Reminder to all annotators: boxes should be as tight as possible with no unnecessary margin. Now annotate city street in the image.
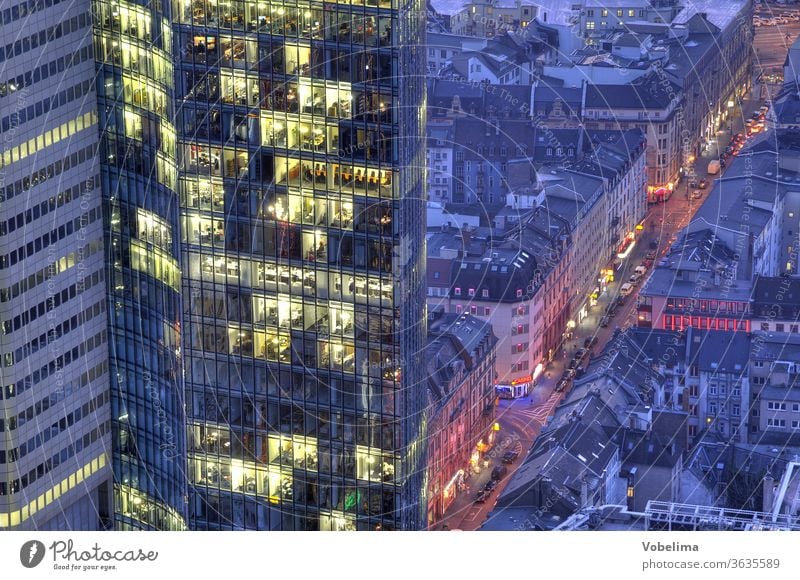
[754,3,800,100]
[434,4,794,533]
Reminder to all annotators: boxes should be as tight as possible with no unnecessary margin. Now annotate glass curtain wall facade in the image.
[175,0,427,529]
[93,0,188,529]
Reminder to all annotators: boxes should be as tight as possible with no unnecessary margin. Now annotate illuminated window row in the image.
[261,112,339,153]
[0,144,96,204]
[130,240,181,291]
[191,323,400,380]
[115,485,186,530]
[185,252,394,303]
[178,32,395,87]
[183,74,377,124]
[0,392,109,465]
[95,33,173,86]
[180,149,395,197]
[173,0,394,35]
[0,111,97,170]
[188,431,395,485]
[0,207,101,271]
[1,421,108,494]
[0,239,102,304]
[120,73,169,118]
[180,179,393,234]
[0,454,106,528]
[135,208,174,252]
[0,79,94,134]
[94,0,153,43]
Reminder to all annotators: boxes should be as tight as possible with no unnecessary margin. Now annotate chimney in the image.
[580,476,590,509]
[461,226,472,250]
[763,473,775,514]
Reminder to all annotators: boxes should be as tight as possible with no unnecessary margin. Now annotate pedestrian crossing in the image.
[500,390,562,425]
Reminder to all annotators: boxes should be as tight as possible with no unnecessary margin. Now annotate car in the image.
[491,465,508,481]
[690,190,702,200]
[599,316,610,327]
[649,240,658,250]
[474,491,488,503]
[555,379,570,393]
[484,480,498,493]
[698,179,708,189]
[575,348,588,361]
[568,358,579,370]
[629,272,642,284]
[746,119,756,128]
[620,282,634,296]
[502,450,520,463]
[584,336,598,349]
[688,179,698,188]
[645,250,657,261]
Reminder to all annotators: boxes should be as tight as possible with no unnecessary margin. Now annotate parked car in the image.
[698,179,708,189]
[491,465,508,481]
[629,272,642,284]
[555,379,570,393]
[690,190,702,200]
[568,358,579,370]
[620,282,634,296]
[574,348,588,361]
[502,450,520,464]
[474,491,488,503]
[484,480,498,493]
[599,316,610,327]
[584,336,598,349]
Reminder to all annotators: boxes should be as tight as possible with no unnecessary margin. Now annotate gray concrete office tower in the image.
[175,0,429,529]
[0,0,111,529]
[1,0,188,530]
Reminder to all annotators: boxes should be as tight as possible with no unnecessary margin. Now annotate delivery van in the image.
[620,282,634,297]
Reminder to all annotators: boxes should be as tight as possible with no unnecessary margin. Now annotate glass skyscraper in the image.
[175,0,428,530]
[92,0,188,529]
[1,0,425,531]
